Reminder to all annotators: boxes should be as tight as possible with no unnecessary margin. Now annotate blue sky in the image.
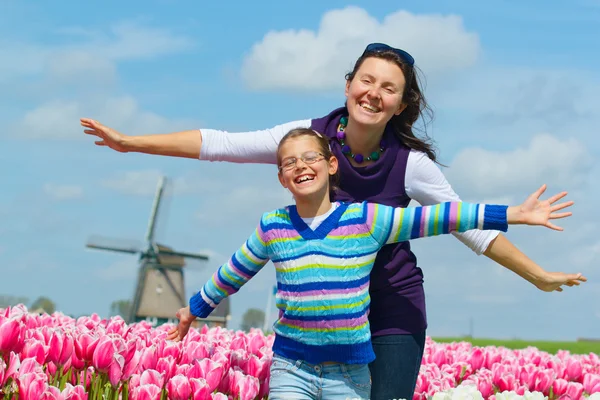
[1,0,599,340]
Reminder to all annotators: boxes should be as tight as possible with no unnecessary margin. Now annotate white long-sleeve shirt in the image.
[199,119,499,254]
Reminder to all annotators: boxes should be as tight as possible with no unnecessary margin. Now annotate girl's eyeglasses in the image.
[279,151,325,171]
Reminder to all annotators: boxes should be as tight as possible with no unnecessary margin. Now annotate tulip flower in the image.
[132,383,162,400]
[0,318,24,354]
[166,374,192,400]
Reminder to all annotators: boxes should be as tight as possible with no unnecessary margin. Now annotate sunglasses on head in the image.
[363,43,415,66]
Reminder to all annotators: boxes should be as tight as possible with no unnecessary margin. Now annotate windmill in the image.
[85,176,230,327]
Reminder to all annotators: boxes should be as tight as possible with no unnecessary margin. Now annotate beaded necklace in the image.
[335,116,387,164]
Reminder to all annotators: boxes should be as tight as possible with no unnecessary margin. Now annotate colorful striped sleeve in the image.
[189,221,270,318]
[366,202,508,247]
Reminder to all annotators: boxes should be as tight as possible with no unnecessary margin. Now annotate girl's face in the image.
[277,136,338,201]
[345,57,407,131]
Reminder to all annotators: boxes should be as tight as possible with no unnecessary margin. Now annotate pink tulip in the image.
[211,394,228,400]
[48,330,74,366]
[552,378,569,397]
[74,332,99,364]
[248,333,267,355]
[61,383,88,400]
[22,338,49,365]
[121,350,141,381]
[188,358,225,392]
[496,373,516,393]
[167,374,192,400]
[181,341,211,364]
[534,368,554,395]
[230,335,247,351]
[140,369,165,388]
[565,381,584,399]
[518,363,539,390]
[158,340,182,361]
[232,371,260,400]
[108,352,124,386]
[190,377,212,400]
[468,347,485,371]
[0,318,24,354]
[139,345,158,370]
[211,350,231,372]
[477,376,494,398]
[40,385,63,400]
[18,372,48,400]
[92,336,116,372]
[70,346,85,370]
[133,383,162,400]
[155,355,177,381]
[566,358,584,382]
[584,373,600,394]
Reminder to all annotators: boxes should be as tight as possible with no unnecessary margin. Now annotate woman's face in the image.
[345,57,407,131]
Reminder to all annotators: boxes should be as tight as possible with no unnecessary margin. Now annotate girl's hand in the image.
[166,306,196,342]
[507,184,574,230]
[81,118,129,152]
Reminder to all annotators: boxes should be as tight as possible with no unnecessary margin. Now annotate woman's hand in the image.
[166,306,196,342]
[534,271,587,292]
[507,184,574,230]
[81,118,129,152]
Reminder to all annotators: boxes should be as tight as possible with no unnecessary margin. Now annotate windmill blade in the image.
[157,248,209,261]
[85,235,142,255]
[145,176,167,244]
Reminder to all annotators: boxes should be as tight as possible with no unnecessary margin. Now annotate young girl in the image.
[166,128,572,399]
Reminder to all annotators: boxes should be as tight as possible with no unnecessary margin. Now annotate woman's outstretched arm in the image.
[406,151,586,292]
[80,118,309,163]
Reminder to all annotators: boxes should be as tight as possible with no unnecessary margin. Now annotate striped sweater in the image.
[190,201,508,364]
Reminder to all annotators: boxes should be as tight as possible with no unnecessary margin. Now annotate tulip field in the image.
[1,305,599,400]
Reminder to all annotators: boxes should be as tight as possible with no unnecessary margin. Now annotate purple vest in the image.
[311,107,426,336]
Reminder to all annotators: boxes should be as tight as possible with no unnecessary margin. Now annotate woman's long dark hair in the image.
[345,50,438,163]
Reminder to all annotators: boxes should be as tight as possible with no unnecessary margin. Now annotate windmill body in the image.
[86,176,230,327]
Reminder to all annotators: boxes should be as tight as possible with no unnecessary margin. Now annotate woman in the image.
[81,43,586,399]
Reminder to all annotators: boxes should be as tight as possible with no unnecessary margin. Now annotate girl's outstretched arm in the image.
[166,222,270,342]
[371,185,573,245]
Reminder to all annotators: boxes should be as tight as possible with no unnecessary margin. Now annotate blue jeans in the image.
[368,332,427,400]
[269,354,371,399]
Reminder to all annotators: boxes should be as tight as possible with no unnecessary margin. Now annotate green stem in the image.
[83,363,89,392]
[122,381,129,400]
[59,366,70,390]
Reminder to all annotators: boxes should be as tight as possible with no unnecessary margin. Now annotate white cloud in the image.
[445,134,592,199]
[0,21,193,83]
[15,95,199,140]
[43,183,84,200]
[241,7,480,91]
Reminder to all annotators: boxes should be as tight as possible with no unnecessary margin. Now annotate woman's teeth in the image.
[361,103,380,113]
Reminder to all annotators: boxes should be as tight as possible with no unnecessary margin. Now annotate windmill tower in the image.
[85,176,230,327]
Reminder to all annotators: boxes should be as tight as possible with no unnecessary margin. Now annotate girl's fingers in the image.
[549,211,573,219]
[545,222,564,231]
[94,141,106,146]
[531,184,547,200]
[547,191,568,204]
[550,201,574,212]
